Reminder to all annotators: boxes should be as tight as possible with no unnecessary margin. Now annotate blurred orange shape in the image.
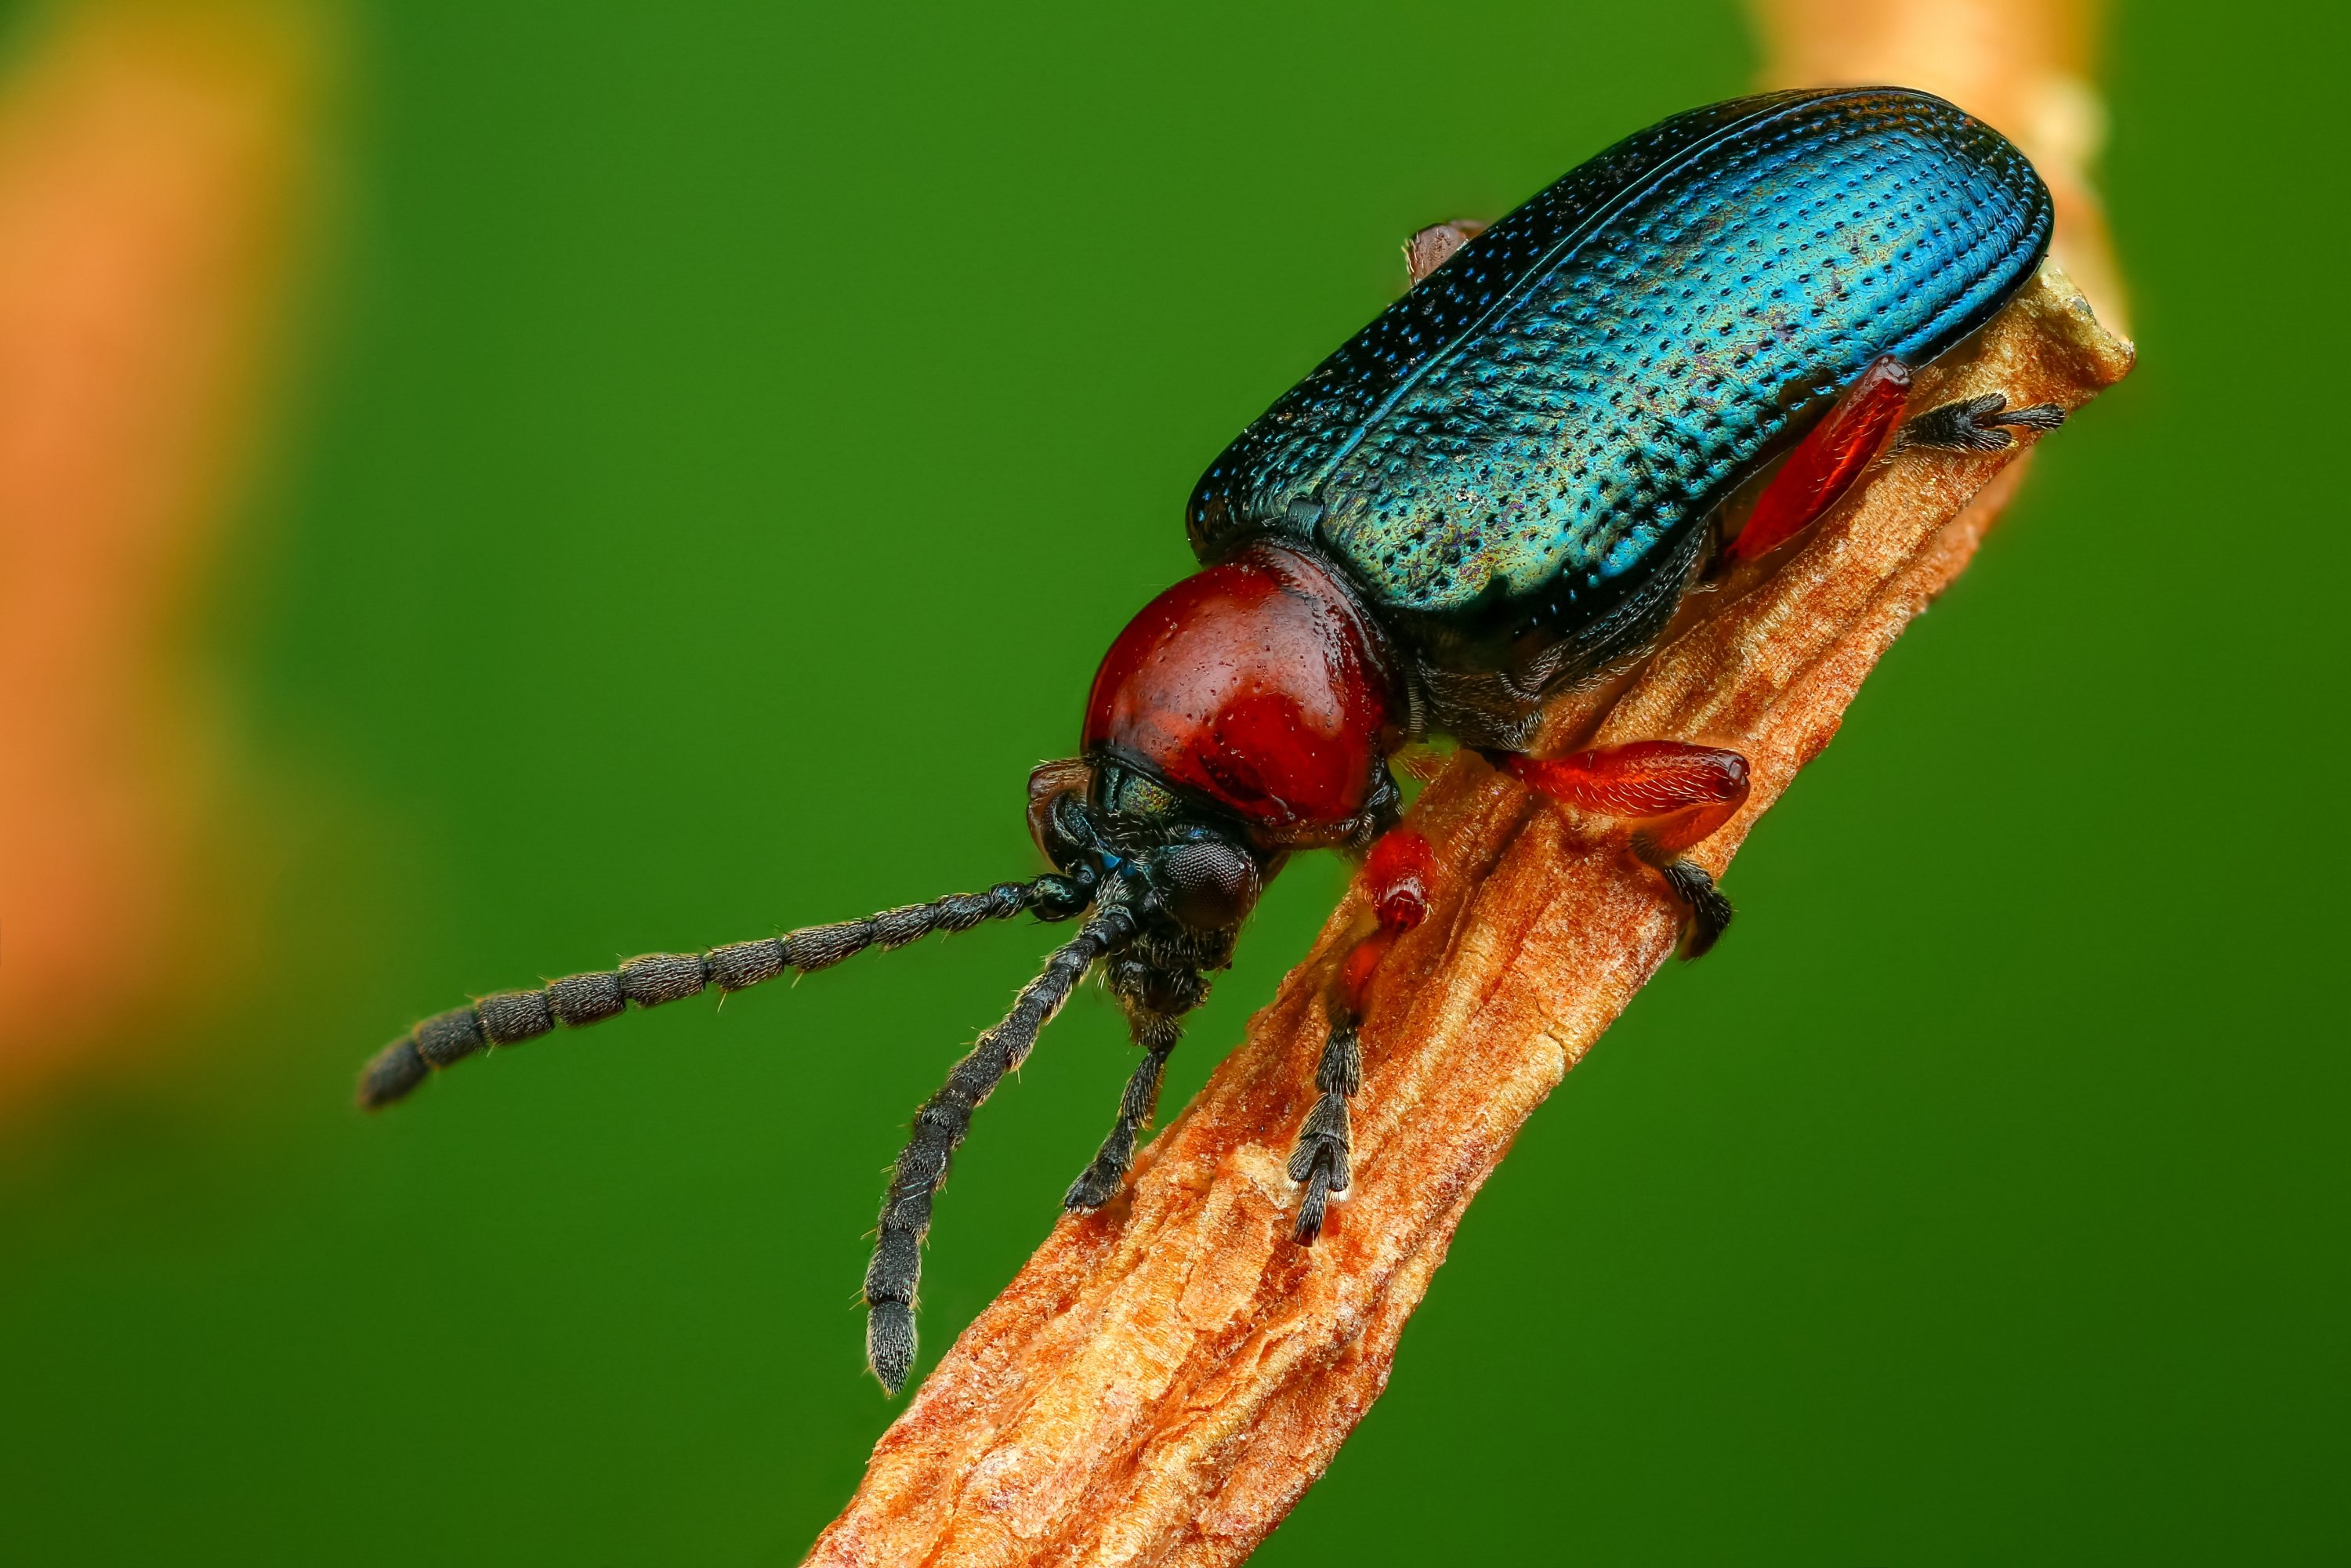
[0,1,316,1108]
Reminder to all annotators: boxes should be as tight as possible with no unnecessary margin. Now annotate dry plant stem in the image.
[807,271,2132,1567]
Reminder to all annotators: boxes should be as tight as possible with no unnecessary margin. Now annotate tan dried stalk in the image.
[810,20,2132,1559]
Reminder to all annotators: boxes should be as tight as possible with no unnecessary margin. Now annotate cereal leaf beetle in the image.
[359,87,2063,1395]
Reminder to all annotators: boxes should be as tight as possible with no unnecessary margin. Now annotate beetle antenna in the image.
[355,874,1095,1110]
[863,903,1138,1396]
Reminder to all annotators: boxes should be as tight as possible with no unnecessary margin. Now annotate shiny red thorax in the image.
[1082,542,1400,835]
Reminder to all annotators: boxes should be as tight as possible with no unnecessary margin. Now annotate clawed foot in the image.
[1288,1092,1353,1244]
[1900,393,2065,454]
[1063,1135,1130,1211]
[1288,1015,1363,1243]
[1655,858,1736,960]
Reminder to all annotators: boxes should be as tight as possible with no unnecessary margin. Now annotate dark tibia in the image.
[355,876,1089,1110]
[1067,957,1210,1210]
[863,906,1136,1396]
[1898,393,2067,454]
[1289,1019,1362,1244]
[1064,1010,1183,1211]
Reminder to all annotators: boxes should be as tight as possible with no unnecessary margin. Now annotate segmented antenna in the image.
[356,877,1088,1110]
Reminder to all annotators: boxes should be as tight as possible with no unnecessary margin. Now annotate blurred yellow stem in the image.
[0,1,318,1106]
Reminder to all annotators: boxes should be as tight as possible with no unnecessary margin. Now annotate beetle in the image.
[357,86,2064,1395]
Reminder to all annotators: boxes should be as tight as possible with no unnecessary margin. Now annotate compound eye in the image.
[1155,838,1261,932]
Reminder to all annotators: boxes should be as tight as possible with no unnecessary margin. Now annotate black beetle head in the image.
[1024,757,1267,939]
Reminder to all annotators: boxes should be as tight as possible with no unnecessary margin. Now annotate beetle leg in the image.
[1502,744,1750,958]
[1897,392,2067,454]
[1404,219,1487,287]
[864,906,1136,1395]
[1064,960,1206,1211]
[1730,354,1913,563]
[1291,828,1432,1243]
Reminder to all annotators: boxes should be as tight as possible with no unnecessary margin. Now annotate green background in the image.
[5,1,2345,1561]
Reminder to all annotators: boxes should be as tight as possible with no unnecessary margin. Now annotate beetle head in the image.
[1026,757,1266,944]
